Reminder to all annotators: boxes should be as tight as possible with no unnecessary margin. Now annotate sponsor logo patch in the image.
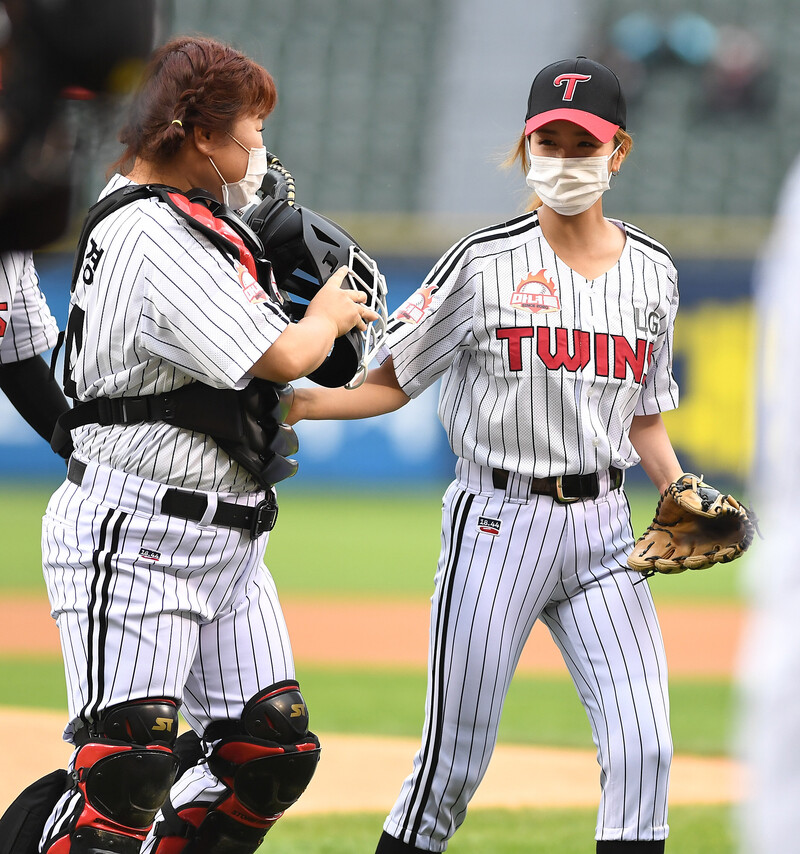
[395,284,437,324]
[510,269,560,314]
[237,261,269,304]
[139,548,161,562]
[477,516,502,536]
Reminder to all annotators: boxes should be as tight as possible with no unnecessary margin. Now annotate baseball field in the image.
[0,481,748,853]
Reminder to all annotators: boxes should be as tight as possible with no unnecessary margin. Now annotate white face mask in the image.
[209,134,268,210]
[525,142,622,216]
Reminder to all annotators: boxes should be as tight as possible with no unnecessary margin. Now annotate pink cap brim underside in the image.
[524,108,619,143]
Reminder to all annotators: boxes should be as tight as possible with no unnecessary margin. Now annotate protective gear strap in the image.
[154,801,276,854]
[52,380,299,490]
[67,184,261,298]
[61,183,265,399]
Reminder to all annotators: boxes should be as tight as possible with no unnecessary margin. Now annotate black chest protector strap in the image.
[52,185,298,488]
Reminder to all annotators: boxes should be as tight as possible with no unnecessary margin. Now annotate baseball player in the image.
[0,250,72,456]
[291,57,683,852]
[0,35,376,854]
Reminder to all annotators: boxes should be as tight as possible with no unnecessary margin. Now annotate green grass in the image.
[259,804,737,853]
[300,666,737,757]
[0,483,747,603]
[0,657,736,757]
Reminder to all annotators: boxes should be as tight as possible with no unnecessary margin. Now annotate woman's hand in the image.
[305,267,379,337]
[249,267,379,383]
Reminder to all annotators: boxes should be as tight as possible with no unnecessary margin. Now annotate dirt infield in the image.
[0,594,744,676]
[0,708,742,816]
[0,595,745,814]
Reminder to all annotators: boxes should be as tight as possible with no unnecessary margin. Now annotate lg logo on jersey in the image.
[496,325,655,383]
[636,309,660,336]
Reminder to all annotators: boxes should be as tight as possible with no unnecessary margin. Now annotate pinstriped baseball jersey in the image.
[65,174,290,493]
[377,207,678,851]
[387,210,679,478]
[0,250,60,364]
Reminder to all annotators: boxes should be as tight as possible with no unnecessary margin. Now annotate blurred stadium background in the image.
[2,0,790,489]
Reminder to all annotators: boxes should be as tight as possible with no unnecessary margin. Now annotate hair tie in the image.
[171,119,183,127]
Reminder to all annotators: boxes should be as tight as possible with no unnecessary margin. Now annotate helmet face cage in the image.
[343,244,389,388]
[241,196,389,387]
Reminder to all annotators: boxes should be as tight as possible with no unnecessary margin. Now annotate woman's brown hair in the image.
[110,35,277,175]
[504,128,634,212]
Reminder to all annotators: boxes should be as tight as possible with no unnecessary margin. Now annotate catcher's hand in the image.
[627,473,757,577]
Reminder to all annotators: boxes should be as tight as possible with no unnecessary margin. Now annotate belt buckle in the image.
[250,496,278,539]
[554,476,580,504]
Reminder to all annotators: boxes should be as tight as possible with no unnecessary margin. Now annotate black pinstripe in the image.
[402,489,474,846]
[83,507,127,726]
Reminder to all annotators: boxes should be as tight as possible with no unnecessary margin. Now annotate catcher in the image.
[628,473,757,576]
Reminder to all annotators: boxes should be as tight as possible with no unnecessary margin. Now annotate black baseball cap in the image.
[524,57,626,143]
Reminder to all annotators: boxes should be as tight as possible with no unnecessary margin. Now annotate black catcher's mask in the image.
[243,196,387,388]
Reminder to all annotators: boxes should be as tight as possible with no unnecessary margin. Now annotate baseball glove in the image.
[627,473,756,576]
[260,151,296,206]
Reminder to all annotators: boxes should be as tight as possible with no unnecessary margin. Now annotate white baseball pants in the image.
[383,462,671,850]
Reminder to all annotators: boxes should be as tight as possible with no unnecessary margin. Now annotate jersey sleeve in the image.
[387,239,478,398]
[138,216,290,389]
[635,269,680,415]
[0,250,60,364]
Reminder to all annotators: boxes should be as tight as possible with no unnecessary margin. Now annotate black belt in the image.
[491,467,622,504]
[67,457,277,538]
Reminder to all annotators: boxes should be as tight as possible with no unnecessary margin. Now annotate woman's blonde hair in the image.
[503,128,633,212]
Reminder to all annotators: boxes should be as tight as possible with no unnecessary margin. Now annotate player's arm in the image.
[249,268,378,384]
[0,353,72,456]
[629,413,683,494]
[288,357,410,424]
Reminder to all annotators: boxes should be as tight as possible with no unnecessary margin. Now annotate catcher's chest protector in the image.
[54,185,298,488]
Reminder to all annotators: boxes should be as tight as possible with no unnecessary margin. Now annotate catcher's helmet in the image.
[243,195,388,388]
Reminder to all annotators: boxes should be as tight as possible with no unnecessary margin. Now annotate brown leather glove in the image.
[627,473,757,576]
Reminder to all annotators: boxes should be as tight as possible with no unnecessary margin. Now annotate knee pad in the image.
[207,679,320,817]
[40,700,181,854]
[151,681,320,854]
[93,698,180,748]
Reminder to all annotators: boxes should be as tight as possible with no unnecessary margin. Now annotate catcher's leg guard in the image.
[40,699,180,854]
[150,680,320,854]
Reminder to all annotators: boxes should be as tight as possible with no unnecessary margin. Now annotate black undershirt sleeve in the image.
[0,354,72,458]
